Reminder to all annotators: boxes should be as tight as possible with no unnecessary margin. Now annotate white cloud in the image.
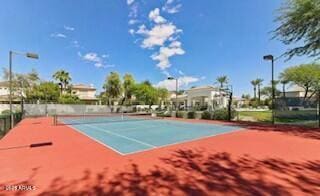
[50,33,66,38]
[64,25,75,31]
[163,4,182,14]
[72,40,80,48]
[129,3,138,18]
[128,19,139,25]
[138,23,179,49]
[81,52,113,68]
[162,0,182,14]
[128,1,185,72]
[156,76,200,91]
[162,70,171,77]
[129,29,135,35]
[151,41,185,70]
[178,70,184,75]
[127,0,134,5]
[166,0,175,4]
[149,8,166,24]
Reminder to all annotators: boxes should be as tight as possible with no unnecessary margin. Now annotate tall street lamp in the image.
[263,54,275,124]
[168,77,178,116]
[9,51,39,129]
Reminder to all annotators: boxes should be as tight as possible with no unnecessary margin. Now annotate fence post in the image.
[318,90,320,128]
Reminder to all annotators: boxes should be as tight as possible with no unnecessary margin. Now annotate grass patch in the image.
[238,111,272,122]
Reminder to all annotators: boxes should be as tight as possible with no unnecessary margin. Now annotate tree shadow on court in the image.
[230,121,320,140]
[36,149,320,195]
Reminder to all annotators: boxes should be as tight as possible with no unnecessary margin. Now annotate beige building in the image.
[71,84,98,104]
[280,85,313,98]
[170,85,229,110]
[0,81,22,103]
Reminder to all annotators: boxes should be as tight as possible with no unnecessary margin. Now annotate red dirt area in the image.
[0,117,319,195]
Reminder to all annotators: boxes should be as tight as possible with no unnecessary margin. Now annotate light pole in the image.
[168,77,178,116]
[9,51,39,129]
[263,54,275,124]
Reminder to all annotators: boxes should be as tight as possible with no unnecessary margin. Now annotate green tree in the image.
[122,73,135,105]
[133,83,159,109]
[26,82,60,103]
[58,94,80,104]
[2,68,40,100]
[103,72,122,105]
[241,94,251,100]
[273,0,320,59]
[261,86,281,100]
[157,87,169,107]
[280,63,320,99]
[52,70,72,94]
[216,75,228,88]
[142,80,152,86]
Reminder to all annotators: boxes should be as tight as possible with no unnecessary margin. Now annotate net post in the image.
[53,115,57,126]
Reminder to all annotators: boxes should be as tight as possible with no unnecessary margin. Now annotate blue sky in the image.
[0,0,312,96]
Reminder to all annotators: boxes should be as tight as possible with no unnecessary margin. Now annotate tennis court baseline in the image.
[58,115,242,155]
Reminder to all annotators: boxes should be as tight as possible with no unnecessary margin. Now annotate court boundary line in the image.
[63,123,126,156]
[83,124,157,148]
[64,118,245,156]
[122,128,245,156]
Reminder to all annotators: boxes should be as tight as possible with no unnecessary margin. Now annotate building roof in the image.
[78,96,98,101]
[0,81,10,87]
[71,84,96,90]
[187,85,219,91]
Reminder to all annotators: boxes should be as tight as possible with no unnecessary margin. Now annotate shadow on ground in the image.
[2,149,319,196]
[229,121,320,140]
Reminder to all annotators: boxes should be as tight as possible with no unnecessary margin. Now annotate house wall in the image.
[72,89,96,99]
[186,89,228,109]
[0,86,9,96]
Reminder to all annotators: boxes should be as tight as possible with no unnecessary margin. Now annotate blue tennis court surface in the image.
[60,116,242,155]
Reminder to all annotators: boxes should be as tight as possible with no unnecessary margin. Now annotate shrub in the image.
[212,109,236,120]
[176,111,184,118]
[1,110,11,115]
[157,111,171,117]
[187,111,196,119]
[58,94,80,104]
[201,111,212,120]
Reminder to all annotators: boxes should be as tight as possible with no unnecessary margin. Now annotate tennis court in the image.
[56,114,242,155]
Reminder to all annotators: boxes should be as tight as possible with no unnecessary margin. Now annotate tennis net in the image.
[53,113,163,125]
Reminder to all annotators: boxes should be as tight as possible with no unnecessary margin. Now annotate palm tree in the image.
[255,78,264,102]
[103,72,122,105]
[216,75,228,88]
[280,80,289,98]
[251,80,259,99]
[52,70,71,94]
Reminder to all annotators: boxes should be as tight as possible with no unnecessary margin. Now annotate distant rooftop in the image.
[71,84,96,90]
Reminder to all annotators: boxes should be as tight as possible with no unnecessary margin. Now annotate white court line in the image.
[63,118,244,156]
[83,124,156,148]
[94,123,162,132]
[62,121,126,155]
[122,128,245,156]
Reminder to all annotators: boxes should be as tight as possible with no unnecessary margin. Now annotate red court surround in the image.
[0,117,319,195]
